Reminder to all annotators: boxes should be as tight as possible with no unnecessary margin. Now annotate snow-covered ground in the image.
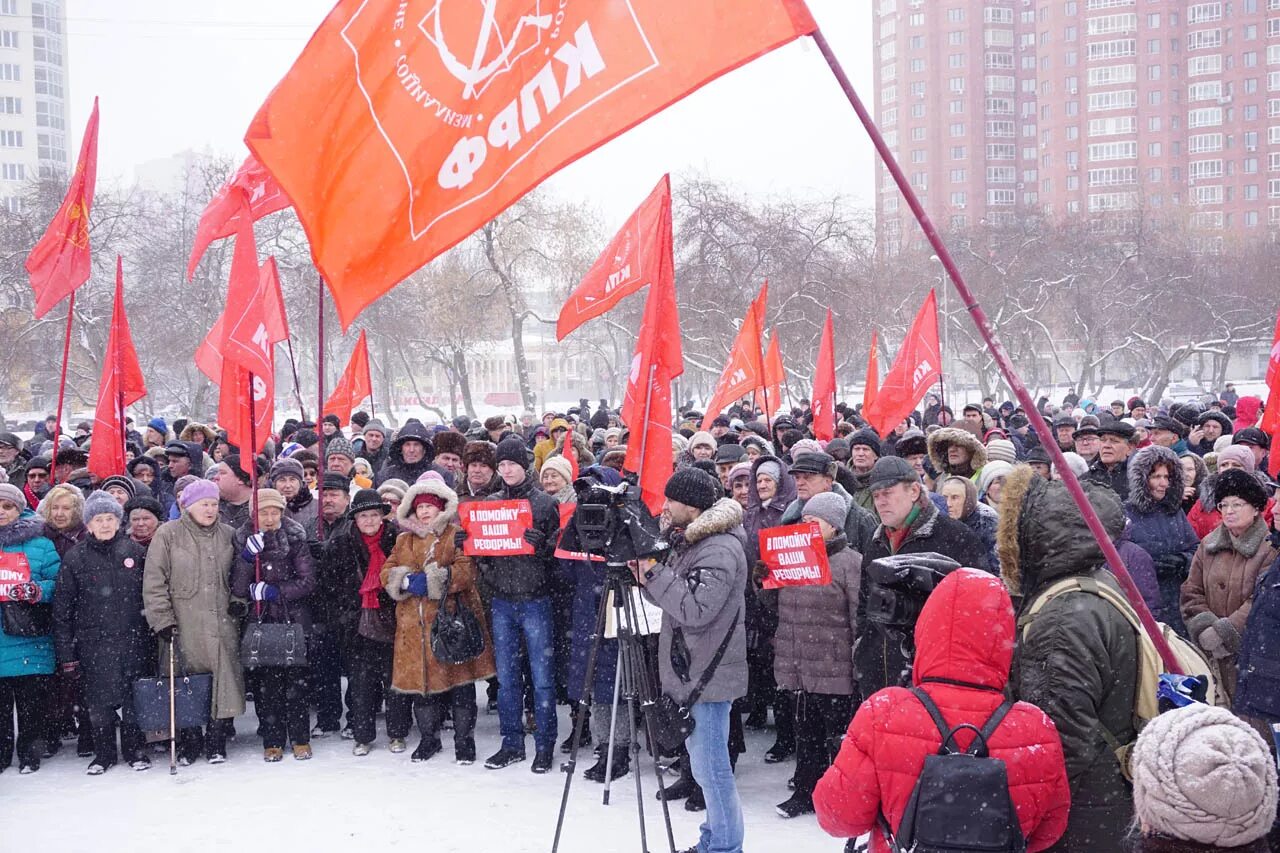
[5,702,839,852]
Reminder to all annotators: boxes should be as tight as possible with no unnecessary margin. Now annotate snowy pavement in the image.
[4,703,840,852]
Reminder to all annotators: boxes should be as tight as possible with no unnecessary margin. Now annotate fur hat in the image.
[790,438,825,460]
[800,491,848,532]
[1131,704,1277,847]
[463,440,497,470]
[433,430,467,459]
[483,415,506,433]
[927,427,988,473]
[663,468,721,511]
[83,489,123,523]
[540,455,573,486]
[255,488,286,512]
[984,438,1017,464]
[349,488,388,516]
[1213,468,1268,511]
[895,429,928,458]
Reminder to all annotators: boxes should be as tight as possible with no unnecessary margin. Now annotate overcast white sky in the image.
[64,1,875,223]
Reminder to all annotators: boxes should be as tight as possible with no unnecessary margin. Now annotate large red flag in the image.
[323,330,373,426]
[862,290,942,436]
[186,155,290,281]
[27,98,100,318]
[864,330,880,412]
[246,0,816,329]
[754,335,785,421]
[701,282,768,429]
[811,310,836,442]
[558,175,671,340]
[196,255,290,384]
[87,256,147,480]
[621,198,681,515]
[1261,309,1280,477]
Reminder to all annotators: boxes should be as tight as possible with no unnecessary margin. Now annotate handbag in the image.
[133,640,212,731]
[239,547,308,669]
[430,567,487,665]
[0,601,52,637]
[650,611,740,755]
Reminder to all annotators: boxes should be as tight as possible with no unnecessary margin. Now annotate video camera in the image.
[864,553,962,629]
[558,478,669,567]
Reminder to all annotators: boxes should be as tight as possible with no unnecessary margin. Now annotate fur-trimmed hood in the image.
[396,479,459,536]
[683,497,744,545]
[927,427,988,474]
[0,511,48,547]
[997,463,1124,596]
[179,422,217,449]
[1127,445,1184,514]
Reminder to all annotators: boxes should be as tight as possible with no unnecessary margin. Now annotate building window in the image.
[0,129,18,147]
[1088,89,1138,111]
[1187,107,1224,127]
[1087,14,1137,36]
[950,122,965,136]
[1088,64,1136,86]
[949,100,964,114]
[1088,141,1138,161]
[951,146,966,159]
[948,30,962,45]
[1189,55,1223,76]
[950,191,967,206]
[911,149,926,163]
[1187,29,1223,51]
[912,126,926,141]
[1089,115,1138,136]
[1189,133,1224,152]
[0,162,24,181]
[987,166,1016,183]
[986,189,1016,205]
[1188,80,1223,101]
[0,96,19,114]
[1190,159,1225,179]
[0,1,17,15]
[949,54,964,68]
[950,169,966,182]
[947,8,964,23]
[1187,3,1223,24]
[1089,39,1137,61]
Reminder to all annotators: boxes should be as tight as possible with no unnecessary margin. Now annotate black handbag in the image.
[239,556,308,669]
[0,601,52,637]
[431,567,486,665]
[133,642,212,731]
[650,611,739,754]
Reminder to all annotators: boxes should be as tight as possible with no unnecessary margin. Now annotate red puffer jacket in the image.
[813,568,1071,853]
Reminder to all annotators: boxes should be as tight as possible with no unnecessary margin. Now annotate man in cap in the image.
[433,431,468,480]
[1052,414,1077,454]
[1072,424,1101,466]
[155,440,205,514]
[780,452,877,556]
[352,419,390,472]
[1233,428,1270,471]
[1147,416,1186,451]
[0,431,26,483]
[325,436,358,484]
[713,443,747,489]
[709,415,733,440]
[1083,421,1136,501]
[1128,397,1148,421]
[856,456,989,698]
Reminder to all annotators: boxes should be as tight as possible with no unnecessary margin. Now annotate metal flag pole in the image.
[52,292,75,479]
[810,27,1182,671]
[316,276,328,542]
[285,338,308,422]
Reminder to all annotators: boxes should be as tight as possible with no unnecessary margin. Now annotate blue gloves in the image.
[242,532,266,563]
[249,582,280,603]
[404,573,429,597]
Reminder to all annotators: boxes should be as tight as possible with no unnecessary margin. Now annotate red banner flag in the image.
[1261,309,1280,477]
[558,175,671,340]
[187,155,290,281]
[758,522,831,589]
[811,310,836,442]
[460,500,535,556]
[621,195,681,515]
[755,335,785,421]
[218,203,275,465]
[245,0,816,329]
[87,256,147,480]
[0,553,32,601]
[27,97,100,318]
[196,255,290,385]
[702,282,768,429]
[322,330,373,426]
[862,290,942,437]
[864,329,880,412]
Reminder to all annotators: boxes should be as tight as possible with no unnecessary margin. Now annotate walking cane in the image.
[168,637,177,776]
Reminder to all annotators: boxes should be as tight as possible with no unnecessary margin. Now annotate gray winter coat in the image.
[644,498,748,705]
[773,534,861,695]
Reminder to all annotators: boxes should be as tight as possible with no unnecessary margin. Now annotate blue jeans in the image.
[687,701,744,853]
[490,596,558,754]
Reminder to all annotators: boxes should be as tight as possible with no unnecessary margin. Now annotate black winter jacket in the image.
[374,421,436,486]
[479,476,559,600]
[313,519,398,640]
[231,517,317,630]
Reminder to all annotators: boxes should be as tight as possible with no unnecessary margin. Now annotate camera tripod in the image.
[551,562,677,853]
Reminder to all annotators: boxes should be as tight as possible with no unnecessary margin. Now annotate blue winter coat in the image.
[0,511,61,678]
[1234,554,1280,722]
[1124,446,1200,635]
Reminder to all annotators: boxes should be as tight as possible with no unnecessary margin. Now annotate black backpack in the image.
[879,687,1027,853]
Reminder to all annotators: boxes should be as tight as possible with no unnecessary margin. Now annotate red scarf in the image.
[358,529,388,610]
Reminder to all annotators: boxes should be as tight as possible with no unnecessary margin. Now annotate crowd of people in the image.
[1,389,1278,853]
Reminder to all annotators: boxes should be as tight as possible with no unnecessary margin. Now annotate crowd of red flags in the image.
[862,290,942,436]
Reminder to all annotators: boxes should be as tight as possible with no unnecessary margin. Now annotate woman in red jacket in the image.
[813,567,1070,852]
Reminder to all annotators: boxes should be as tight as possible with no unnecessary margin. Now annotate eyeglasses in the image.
[1218,499,1252,513]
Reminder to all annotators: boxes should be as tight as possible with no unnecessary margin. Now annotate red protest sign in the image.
[758,522,831,589]
[0,552,32,601]
[460,500,535,557]
[554,502,605,563]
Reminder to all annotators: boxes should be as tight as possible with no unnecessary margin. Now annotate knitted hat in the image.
[494,437,530,468]
[984,438,1017,464]
[756,460,783,484]
[412,491,447,512]
[1213,468,1268,511]
[976,460,1014,497]
[325,436,356,462]
[540,455,573,485]
[687,430,717,453]
[362,419,387,438]
[124,495,164,522]
[350,488,388,516]
[100,475,137,500]
[1217,444,1257,473]
[377,478,409,502]
[847,428,882,455]
[801,491,848,532]
[790,438,825,460]
[433,430,467,459]
[0,482,25,508]
[83,489,123,523]
[269,456,307,485]
[727,462,754,484]
[179,478,219,509]
[255,488,286,512]
[663,468,721,511]
[1131,704,1277,847]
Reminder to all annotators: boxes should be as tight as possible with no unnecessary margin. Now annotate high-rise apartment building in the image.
[874,0,1280,252]
[0,0,70,212]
